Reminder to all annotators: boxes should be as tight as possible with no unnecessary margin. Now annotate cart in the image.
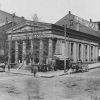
[0,63,5,72]
[71,60,89,72]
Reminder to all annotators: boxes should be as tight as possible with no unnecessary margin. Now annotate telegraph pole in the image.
[8,13,15,71]
[64,24,67,73]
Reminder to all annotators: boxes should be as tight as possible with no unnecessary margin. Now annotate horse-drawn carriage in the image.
[31,58,89,73]
[55,59,89,72]
[70,60,89,72]
[0,63,5,72]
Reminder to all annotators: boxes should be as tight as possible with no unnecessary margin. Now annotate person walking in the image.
[8,62,10,71]
[32,65,38,77]
[31,58,39,77]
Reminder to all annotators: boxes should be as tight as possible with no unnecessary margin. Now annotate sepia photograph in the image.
[0,0,100,100]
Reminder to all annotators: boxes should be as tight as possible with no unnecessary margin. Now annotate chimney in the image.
[21,16,24,19]
[90,19,92,23]
[5,17,8,24]
[12,13,15,18]
[69,11,71,14]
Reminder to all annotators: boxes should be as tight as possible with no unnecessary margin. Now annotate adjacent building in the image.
[0,10,26,61]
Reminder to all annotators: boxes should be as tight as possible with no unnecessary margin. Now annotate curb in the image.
[40,76,55,78]
[5,65,100,78]
[88,66,100,70]
[6,71,35,76]
[6,71,66,78]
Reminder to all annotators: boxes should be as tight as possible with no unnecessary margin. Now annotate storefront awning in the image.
[54,55,67,60]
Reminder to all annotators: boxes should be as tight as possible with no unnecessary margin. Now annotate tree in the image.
[32,13,39,22]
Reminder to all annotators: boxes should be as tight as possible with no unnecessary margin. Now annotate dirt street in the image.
[0,68,100,100]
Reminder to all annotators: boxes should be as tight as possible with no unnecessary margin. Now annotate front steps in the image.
[17,62,32,71]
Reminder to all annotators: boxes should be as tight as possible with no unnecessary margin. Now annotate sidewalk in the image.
[88,62,100,69]
[8,69,66,78]
[7,62,100,78]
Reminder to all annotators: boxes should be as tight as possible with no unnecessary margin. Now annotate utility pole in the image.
[8,13,15,71]
[64,24,67,73]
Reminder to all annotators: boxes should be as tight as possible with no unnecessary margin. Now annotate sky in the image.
[0,0,100,23]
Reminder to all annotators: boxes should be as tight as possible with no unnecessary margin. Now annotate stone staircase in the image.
[17,63,24,70]
[17,62,32,71]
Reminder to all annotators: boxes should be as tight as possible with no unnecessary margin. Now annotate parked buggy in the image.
[0,63,5,72]
[71,60,89,72]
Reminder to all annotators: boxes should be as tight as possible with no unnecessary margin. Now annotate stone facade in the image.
[7,22,100,65]
[6,12,100,71]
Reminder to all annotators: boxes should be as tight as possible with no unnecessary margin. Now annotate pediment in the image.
[7,21,51,34]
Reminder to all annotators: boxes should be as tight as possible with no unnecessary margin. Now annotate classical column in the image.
[89,45,92,62]
[96,46,99,62]
[30,39,34,64]
[61,40,68,58]
[15,41,18,64]
[94,46,96,62]
[93,46,95,62]
[76,43,79,61]
[39,39,44,64]
[8,40,11,64]
[22,40,26,64]
[84,44,86,62]
[87,45,90,62]
[73,42,77,62]
[48,39,53,63]
[55,40,61,55]
[82,44,85,62]
[81,44,84,62]
[97,47,99,62]
[66,41,68,59]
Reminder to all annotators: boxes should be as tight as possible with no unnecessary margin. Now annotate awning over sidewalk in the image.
[54,55,67,60]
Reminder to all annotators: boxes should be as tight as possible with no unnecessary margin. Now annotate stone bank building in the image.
[0,11,99,70]
[6,11,100,66]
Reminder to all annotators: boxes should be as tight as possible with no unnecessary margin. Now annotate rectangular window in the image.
[71,43,73,60]
[91,46,93,61]
[79,44,81,60]
[85,45,87,61]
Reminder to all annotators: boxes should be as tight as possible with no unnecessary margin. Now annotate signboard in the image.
[74,16,98,31]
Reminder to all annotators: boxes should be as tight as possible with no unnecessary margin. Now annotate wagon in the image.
[71,61,89,72]
[0,63,5,72]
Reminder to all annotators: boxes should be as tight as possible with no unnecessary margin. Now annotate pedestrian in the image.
[51,59,56,71]
[31,58,39,77]
[8,63,10,71]
[33,65,38,77]
[67,58,73,74]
